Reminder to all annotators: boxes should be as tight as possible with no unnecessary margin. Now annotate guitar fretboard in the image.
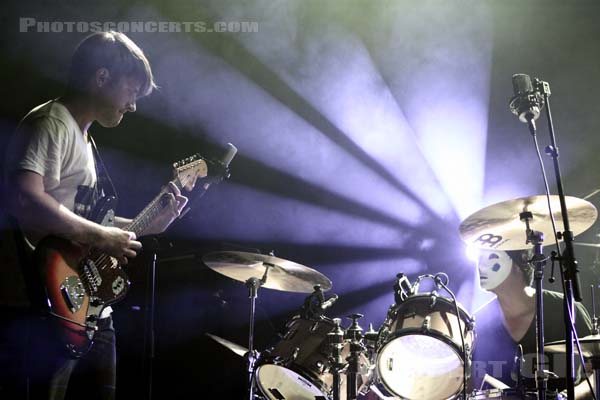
[124,179,184,236]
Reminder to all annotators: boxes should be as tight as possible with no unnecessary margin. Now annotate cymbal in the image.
[202,251,332,293]
[573,242,600,249]
[459,195,597,250]
[205,333,247,357]
[545,334,600,358]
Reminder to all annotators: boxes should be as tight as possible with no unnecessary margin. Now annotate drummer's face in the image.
[477,250,512,290]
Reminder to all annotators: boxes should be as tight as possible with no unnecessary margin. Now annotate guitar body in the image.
[36,196,130,358]
[33,154,208,358]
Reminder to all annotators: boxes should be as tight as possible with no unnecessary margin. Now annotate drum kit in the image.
[201,194,600,400]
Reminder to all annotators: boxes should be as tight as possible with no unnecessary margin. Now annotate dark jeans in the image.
[0,308,116,400]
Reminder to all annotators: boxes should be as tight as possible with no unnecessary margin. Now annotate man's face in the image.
[95,74,141,128]
[477,250,513,290]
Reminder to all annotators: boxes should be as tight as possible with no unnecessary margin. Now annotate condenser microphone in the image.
[179,143,238,218]
[222,143,238,168]
[206,143,238,182]
[509,73,543,123]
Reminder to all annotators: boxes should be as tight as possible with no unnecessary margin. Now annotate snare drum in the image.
[375,293,475,400]
[255,316,372,400]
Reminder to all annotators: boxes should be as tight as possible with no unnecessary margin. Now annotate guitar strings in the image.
[93,174,190,272]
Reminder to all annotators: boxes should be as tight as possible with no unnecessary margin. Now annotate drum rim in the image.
[375,330,467,400]
[390,292,474,321]
[377,293,475,351]
[255,360,331,397]
[255,315,340,398]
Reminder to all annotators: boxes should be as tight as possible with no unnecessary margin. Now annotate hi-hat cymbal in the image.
[205,333,248,357]
[459,195,597,251]
[202,251,332,293]
[545,334,600,358]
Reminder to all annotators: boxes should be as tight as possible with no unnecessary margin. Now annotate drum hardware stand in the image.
[587,288,600,400]
[245,262,272,400]
[521,212,548,400]
[346,313,365,400]
[328,318,346,400]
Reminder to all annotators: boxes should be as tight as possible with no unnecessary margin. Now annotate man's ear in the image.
[95,68,111,88]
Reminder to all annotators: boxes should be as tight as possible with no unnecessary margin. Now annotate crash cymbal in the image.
[202,251,332,293]
[459,195,597,251]
[205,333,248,357]
[545,334,600,358]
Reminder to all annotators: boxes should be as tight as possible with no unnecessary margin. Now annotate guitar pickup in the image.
[60,276,86,313]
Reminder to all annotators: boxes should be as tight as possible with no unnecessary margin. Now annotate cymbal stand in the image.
[328,318,346,400]
[591,285,600,396]
[346,314,365,400]
[521,211,547,400]
[245,263,271,400]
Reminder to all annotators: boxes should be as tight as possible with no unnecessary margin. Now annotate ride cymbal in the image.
[545,334,600,358]
[459,195,597,251]
[202,251,332,293]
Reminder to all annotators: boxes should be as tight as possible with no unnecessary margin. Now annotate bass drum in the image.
[255,316,372,400]
[375,293,475,400]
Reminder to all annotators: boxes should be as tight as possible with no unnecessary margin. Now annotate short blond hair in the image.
[67,31,157,97]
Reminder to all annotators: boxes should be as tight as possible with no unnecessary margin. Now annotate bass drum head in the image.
[377,333,464,400]
[255,364,327,400]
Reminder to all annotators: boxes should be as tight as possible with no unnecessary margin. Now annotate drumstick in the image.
[480,373,510,391]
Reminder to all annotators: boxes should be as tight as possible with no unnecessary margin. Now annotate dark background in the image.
[1,0,600,398]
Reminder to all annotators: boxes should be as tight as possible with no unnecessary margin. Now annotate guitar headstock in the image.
[172,154,208,191]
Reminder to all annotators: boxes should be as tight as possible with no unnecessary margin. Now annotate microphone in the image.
[179,143,238,218]
[320,294,338,310]
[203,143,238,184]
[509,73,543,124]
[222,143,238,169]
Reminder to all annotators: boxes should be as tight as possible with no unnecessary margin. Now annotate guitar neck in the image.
[124,179,183,236]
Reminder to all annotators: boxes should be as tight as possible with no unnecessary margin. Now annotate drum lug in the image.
[315,360,325,374]
[421,315,431,332]
[466,315,476,332]
[429,292,438,308]
[291,347,299,361]
[310,321,320,332]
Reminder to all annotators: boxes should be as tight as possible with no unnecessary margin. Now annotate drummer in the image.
[471,248,594,398]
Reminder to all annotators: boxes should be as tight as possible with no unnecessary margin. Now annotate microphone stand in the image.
[534,78,580,399]
[140,237,160,400]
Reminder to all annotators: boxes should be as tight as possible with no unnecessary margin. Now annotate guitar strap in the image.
[88,134,119,207]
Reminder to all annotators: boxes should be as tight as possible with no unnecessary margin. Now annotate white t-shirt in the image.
[4,100,113,316]
[5,99,99,243]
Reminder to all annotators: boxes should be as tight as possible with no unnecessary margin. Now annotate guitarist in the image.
[1,31,187,400]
